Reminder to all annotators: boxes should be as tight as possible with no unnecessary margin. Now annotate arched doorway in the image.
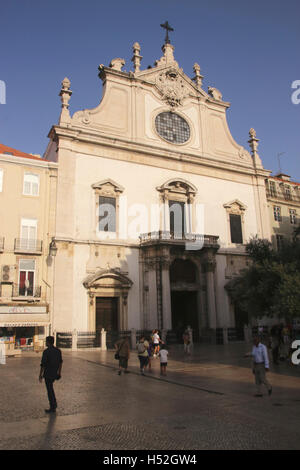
[170,259,200,342]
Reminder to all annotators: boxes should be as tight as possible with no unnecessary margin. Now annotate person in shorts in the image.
[159,343,168,376]
[153,329,160,357]
[137,336,149,375]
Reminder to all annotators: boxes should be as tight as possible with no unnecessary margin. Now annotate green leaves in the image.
[227,237,300,322]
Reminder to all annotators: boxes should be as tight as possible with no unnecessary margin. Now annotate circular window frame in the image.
[154,110,192,146]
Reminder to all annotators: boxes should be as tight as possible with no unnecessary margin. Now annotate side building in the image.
[265,173,300,249]
[0,143,58,351]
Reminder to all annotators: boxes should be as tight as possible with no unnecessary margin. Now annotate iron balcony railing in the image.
[12,284,41,298]
[139,231,219,247]
[266,189,300,204]
[0,237,4,251]
[14,239,43,253]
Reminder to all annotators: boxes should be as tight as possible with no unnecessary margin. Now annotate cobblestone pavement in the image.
[1,343,300,450]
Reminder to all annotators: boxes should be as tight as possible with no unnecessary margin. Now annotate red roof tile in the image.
[0,143,47,161]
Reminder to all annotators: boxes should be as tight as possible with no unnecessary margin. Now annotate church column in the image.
[203,251,217,330]
[146,259,158,330]
[161,255,172,330]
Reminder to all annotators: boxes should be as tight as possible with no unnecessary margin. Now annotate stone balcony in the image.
[139,231,219,249]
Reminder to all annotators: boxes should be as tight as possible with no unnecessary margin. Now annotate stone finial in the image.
[59,77,72,124]
[109,58,125,71]
[193,63,203,88]
[131,42,143,73]
[248,128,262,168]
[155,43,178,67]
[59,77,72,109]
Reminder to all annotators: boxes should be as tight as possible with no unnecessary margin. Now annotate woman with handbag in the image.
[114,336,130,375]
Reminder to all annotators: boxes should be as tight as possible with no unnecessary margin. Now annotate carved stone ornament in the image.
[238,147,251,161]
[156,68,189,107]
[208,87,223,101]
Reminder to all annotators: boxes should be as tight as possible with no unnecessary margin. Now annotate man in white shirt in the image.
[246,336,272,397]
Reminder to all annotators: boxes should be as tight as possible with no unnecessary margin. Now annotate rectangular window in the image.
[229,214,243,244]
[20,218,37,250]
[169,200,186,238]
[269,181,276,197]
[273,206,281,222]
[276,235,284,251]
[23,173,39,196]
[0,168,3,192]
[284,186,291,201]
[19,259,35,296]
[99,196,116,232]
[290,209,297,225]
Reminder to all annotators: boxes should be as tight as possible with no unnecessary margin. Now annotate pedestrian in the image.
[137,336,149,375]
[159,343,168,376]
[39,336,63,413]
[153,329,160,357]
[245,336,272,397]
[114,336,130,375]
[145,338,154,372]
[183,330,191,355]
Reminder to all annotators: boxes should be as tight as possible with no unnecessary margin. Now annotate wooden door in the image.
[96,297,118,332]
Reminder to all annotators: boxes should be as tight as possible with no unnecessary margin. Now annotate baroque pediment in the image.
[83,268,133,289]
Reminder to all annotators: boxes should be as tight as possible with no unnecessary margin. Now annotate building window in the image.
[229,214,243,244]
[169,200,186,238]
[269,181,276,197]
[290,209,297,225]
[223,200,247,246]
[19,259,35,296]
[273,206,281,222]
[99,196,116,232]
[276,234,284,251]
[20,218,37,249]
[0,168,3,192]
[23,173,39,196]
[284,186,291,201]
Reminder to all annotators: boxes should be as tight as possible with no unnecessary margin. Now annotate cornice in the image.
[50,125,270,180]
[0,153,58,170]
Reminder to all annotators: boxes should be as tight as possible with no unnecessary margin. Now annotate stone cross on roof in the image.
[160,21,174,44]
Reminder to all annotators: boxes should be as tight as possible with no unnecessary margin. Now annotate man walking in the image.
[39,336,63,413]
[246,336,272,397]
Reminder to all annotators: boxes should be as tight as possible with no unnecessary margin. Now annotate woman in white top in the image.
[153,329,160,357]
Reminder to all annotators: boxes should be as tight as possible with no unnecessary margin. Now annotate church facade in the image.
[45,38,271,342]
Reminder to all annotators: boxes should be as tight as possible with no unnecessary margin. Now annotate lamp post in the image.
[49,238,57,337]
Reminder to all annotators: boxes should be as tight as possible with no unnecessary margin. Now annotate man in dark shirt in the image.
[39,336,63,413]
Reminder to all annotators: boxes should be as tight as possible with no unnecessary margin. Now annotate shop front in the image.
[0,305,49,352]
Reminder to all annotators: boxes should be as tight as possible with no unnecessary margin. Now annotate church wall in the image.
[74,151,261,246]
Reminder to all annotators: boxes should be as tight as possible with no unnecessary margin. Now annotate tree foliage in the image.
[227,236,300,321]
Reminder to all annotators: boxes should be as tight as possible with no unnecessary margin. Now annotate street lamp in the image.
[49,238,58,257]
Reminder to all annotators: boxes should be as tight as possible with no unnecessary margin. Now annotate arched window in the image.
[156,179,197,236]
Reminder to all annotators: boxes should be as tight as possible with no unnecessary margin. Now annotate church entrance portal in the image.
[171,291,199,342]
[170,259,200,342]
[95,297,118,346]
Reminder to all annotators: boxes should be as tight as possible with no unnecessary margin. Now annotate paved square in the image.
[1,343,300,450]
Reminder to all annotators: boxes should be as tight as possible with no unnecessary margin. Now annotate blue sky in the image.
[1,0,299,180]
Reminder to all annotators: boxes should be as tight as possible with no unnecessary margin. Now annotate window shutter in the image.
[230,214,243,244]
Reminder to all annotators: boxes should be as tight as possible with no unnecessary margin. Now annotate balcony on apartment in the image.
[12,283,42,300]
[14,238,43,255]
